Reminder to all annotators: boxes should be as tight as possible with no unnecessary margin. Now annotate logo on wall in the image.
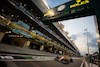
[44,10,55,17]
[76,0,81,3]
[70,0,89,8]
[57,4,66,12]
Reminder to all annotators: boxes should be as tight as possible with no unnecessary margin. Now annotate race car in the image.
[54,55,73,64]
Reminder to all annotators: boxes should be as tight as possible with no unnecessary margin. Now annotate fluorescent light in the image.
[43,0,50,9]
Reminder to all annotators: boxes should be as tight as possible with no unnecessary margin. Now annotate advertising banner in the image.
[14,20,30,30]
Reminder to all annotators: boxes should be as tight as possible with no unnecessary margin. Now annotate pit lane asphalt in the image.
[14,59,82,67]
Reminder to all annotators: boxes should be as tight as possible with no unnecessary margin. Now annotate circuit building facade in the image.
[0,0,80,56]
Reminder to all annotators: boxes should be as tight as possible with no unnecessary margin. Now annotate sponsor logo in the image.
[57,4,66,12]
[44,10,52,16]
[70,0,89,8]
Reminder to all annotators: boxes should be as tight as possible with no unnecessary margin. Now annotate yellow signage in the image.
[70,0,89,8]
[44,10,51,16]
[44,10,54,17]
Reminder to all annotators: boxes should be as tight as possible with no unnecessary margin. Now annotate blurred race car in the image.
[54,55,73,64]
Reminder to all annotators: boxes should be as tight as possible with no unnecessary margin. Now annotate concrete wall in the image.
[0,32,5,42]
[13,38,26,47]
